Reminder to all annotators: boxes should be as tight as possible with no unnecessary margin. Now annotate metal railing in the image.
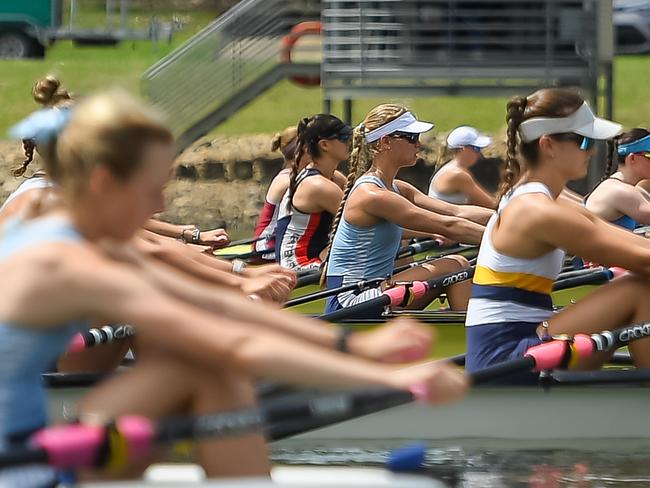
[322,0,609,99]
[142,0,320,146]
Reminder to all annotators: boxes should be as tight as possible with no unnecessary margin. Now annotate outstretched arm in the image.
[396,180,493,224]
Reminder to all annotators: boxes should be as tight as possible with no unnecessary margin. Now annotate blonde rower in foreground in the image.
[0,91,467,485]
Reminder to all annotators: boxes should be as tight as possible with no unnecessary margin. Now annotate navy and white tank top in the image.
[466,182,565,326]
[275,168,334,270]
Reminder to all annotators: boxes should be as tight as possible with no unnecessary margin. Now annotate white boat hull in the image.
[275,386,650,450]
[79,465,447,487]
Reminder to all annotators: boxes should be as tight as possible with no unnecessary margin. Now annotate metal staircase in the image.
[142,0,320,152]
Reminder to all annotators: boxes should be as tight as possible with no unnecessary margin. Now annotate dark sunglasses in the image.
[468,145,482,153]
[322,127,353,144]
[391,131,420,144]
[552,133,594,151]
[634,152,650,160]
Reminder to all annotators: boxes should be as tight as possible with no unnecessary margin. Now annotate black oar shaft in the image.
[469,356,536,385]
[284,278,384,308]
[553,269,612,291]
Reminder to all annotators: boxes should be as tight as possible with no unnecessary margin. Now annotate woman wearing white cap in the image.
[465,88,650,382]
[428,126,497,208]
[323,104,492,314]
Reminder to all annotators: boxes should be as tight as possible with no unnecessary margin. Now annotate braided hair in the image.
[319,104,408,286]
[498,88,585,200]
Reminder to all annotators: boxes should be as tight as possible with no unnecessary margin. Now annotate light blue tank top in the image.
[0,216,87,440]
[327,175,403,286]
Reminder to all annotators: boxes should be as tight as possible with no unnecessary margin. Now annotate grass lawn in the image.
[0,14,649,137]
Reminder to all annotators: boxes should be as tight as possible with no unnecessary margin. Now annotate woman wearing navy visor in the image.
[465,88,650,383]
[323,104,492,314]
[275,114,352,272]
[585,129,650,230]
[429,126,497,208]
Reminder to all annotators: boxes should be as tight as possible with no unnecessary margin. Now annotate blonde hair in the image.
[319,103,408,286]
[271,125,298,161]
[14,75,74,178]
[43,91,174,197]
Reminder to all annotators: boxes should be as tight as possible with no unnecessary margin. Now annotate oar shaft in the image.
[284,278,384,308]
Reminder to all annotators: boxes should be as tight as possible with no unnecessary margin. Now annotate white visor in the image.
[364,111,434,143]
[518,102,622,143]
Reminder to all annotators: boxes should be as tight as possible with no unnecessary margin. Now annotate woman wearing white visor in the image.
[465,88,650,382]
[428,126,497,208]
[323,104,492,315]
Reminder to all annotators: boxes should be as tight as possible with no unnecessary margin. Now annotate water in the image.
[271,444,650,487]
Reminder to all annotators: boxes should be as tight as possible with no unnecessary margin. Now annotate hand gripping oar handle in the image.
[318,266,475,322]
[470,322,650,384]
[67,325,135,354]
[1,389,415,470]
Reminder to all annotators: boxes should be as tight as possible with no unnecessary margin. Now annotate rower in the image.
[1,91,467,482]
[323,104,491,314]
[465,88,650,382]
[252,125,307,263]
[584,128,650,230]
[428,126,497,209]
[275,114,352,272]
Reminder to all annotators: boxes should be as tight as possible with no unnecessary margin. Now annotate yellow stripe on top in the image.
[473,265,554,294]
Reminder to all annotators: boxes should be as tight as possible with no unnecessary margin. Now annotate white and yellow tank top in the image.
[465,182,565,326]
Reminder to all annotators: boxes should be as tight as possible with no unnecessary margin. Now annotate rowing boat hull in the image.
[78,465,447,487]
[274,384,650,450]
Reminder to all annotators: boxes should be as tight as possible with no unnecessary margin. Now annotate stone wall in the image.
[0,134,505,236]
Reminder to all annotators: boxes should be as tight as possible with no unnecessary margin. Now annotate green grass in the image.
[1,20,649,137]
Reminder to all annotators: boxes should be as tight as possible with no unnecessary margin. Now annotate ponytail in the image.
[603,138,618,181]
[498,96,527,200]
[287,117,309,212]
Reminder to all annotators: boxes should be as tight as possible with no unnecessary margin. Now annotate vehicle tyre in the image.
[0,31,41,59]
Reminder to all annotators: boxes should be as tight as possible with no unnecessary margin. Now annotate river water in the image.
[271,444,650,487]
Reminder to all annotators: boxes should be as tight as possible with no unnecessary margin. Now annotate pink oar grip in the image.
[572,334,594,359]
[384,286,407,307]
[410,281,428,300]
[408,382,429,403]
[609,267,628,279]
[525,340,569,371]
[117,416,155,461]
[31,424,105,468]
[67,333,86,354]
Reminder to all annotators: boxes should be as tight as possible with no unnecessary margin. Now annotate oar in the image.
[284,277,384,308]
[319,266,475,322]
[225,236,264,247]
[553,267,619,291]
[470,322,650,384]
[0,388,413,470]
[67,325,135,353]
[395,239,441,260]
[216,248,274,261]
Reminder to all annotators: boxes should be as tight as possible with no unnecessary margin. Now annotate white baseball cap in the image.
[447,126,491,149]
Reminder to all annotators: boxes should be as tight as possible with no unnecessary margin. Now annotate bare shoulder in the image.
[501,192,563,229]
[332,170,347,189]
[301,173,340,195]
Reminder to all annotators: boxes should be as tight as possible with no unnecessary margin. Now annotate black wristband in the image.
[336,326,353,353]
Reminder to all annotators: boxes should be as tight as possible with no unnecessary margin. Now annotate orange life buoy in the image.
[281,21,321,87]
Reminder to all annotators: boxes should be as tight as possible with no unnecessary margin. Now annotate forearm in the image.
[144,218,193,239]
[133,298,395,389]
[456,205,493,225]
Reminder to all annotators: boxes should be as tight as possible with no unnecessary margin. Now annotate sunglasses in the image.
[391,131,420,144]
[468,145,482,153]
[552,133,594,151]
[634,152,650,160]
